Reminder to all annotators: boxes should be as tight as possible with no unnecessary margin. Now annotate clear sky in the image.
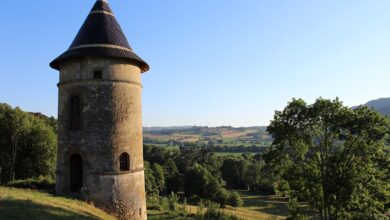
[0,1,389,127]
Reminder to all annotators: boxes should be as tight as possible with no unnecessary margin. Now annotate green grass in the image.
[224,190,288,220]
[148,210,196,220]
[0,187,116,220]
[177,191,289,220]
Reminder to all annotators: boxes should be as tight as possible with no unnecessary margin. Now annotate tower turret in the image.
[50,1,148,219]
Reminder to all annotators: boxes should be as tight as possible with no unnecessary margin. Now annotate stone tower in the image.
[50,1,149,219]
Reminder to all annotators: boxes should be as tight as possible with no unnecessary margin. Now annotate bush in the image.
[167,192,179,211]
[5,176,55,191]
[197,201,241,220]
[227,192,243,207]
[212,187,229,207]
[287,198,308,220]
[147,192,187,216]
[204,202,225,219]
[146,194,161,210]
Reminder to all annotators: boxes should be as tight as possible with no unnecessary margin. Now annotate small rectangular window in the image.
[94,70,102,79]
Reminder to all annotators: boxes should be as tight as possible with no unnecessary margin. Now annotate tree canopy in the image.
[265,98,390,220]
[0,103,57,184]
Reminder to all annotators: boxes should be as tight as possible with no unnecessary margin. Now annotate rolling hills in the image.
[358,97,390,116]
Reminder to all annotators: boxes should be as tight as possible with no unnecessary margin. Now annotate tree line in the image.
[0,103,57,184]
[143,144,279,207]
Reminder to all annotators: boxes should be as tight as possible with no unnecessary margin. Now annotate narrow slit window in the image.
[94,70,102,79]
[119,153,130,171]
[69,96,81,130]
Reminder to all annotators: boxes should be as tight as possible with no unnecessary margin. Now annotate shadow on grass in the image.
[237,190,289,216]
[237,190,318,218]
[0,198,100,220]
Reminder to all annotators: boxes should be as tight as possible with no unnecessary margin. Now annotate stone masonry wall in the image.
[56,57,147,220]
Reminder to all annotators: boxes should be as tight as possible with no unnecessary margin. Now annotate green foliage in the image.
[184,163,214,199]
[196,201,241,220]
[144,161,158,195]
[221,155,275,195]
[221,158,247,188]
[163,158,182,193]
[209,181,229,207]
[167,191,180,211]
[146,193,161,210]
[266,98,390,219]
[147,192,188,218]
[5,175,55,191]
[152,163,166,194]
[227,192,243,207]
[0,103,57,184]
[287,198,308,220]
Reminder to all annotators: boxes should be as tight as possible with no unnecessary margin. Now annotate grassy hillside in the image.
[0,188,306,220]
[0,187,116,220]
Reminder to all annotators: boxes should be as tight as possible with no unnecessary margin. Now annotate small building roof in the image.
[50,0,149,72]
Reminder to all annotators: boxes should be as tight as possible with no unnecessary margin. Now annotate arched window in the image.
[119,153,130,171]
[69,96,81,130]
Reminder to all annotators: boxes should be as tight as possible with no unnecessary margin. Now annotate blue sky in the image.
[0,1,389,126]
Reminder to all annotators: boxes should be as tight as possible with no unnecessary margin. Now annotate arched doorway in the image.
[70,154,83,192]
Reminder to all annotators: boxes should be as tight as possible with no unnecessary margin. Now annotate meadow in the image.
[147,190,291,220]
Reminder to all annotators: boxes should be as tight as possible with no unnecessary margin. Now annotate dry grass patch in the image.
[0,187,116,220]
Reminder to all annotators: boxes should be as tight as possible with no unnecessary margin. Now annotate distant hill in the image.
[358,98,390,116]
[143,126,272,149]
[143,126,193,131]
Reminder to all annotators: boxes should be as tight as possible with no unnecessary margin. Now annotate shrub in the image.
[147,192,186,215]
[146,193,161,210]
[204,202,225,219]
[5,176,55,191]
[227,192,243,207]
[212,187,229,207]
[287,198,308,220]
[167,192,179,211]
[197,201,241,220]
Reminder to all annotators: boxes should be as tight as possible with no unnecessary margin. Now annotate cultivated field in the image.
[144,126,272,149]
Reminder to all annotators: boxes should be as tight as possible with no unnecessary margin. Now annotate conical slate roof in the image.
[50,0,149,72]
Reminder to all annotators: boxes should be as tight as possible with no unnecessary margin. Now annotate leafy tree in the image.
[16,120,56,179]
[221,158,247,188]
[152,163,166,194]
[163,158,182,193]
[266,98,390,220]
[0,103,57,184]
[184,163,236,206]
[144,161,157,194]
[184,163,211,198]
[207,177,229,207]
